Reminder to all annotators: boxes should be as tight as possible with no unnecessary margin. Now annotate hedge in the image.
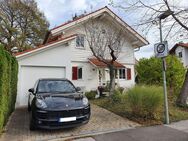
[0,45,18,132]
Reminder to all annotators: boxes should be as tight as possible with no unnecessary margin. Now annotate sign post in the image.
[154,22,170,124]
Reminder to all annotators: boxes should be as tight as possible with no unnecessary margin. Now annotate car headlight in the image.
[83,97,89,106]
[36,99,47,109]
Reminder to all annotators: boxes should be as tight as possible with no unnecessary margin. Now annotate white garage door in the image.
[17,66,65,106]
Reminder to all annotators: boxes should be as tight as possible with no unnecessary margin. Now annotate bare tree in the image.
[110,0,188,41]
[110,0,188,106]
[84,17,125,96]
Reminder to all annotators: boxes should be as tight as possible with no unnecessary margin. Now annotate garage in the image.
[16,66,66,106]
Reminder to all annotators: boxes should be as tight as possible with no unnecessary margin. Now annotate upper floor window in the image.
[76,35,85,48]
[178,52,182,58]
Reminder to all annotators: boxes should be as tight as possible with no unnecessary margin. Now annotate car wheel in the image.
[29,113,36,131]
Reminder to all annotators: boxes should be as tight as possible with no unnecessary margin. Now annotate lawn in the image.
[91,96,188,126]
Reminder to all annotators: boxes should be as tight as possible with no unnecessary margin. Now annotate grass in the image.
[91,95,188,126]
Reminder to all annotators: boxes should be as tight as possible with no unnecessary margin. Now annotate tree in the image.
[136,56,185,95]
[84,17,125,96]
[0,0,49,52]
[110,0,188,106]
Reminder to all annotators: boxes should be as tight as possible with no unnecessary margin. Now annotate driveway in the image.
[0,104,139,141]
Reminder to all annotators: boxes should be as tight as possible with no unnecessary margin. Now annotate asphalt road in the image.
[93,125,188,141]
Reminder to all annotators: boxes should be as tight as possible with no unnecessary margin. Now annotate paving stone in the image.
[0,104,139,141]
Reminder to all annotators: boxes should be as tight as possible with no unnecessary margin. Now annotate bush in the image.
[116,87,124,94]
[0,45,18,132]
[85,91,96,100]
[127,85,163,119]
[111,89,122,103]
[136,56,185,95]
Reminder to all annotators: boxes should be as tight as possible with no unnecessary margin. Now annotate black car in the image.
[28,78,90,130]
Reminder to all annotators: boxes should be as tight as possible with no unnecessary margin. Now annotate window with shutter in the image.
[72,66,83,80]
[127,68,131,80]
[78,67,82,79]
[119,68,126,79]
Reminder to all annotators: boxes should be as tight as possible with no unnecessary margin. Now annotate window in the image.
[76,35,85,48]
[178,52,182,58]
[72,66,83,80]
[119,68,126,79]
[78,67,82,79]
[118,68,131,80]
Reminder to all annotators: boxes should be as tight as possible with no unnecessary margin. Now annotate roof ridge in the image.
[50,6,108,31]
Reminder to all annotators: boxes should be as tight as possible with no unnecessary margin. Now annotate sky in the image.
[35,0,188,60]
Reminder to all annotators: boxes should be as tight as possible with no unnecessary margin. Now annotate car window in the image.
[37,80,76,93]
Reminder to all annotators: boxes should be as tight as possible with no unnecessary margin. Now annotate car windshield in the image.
[37,80,76,93]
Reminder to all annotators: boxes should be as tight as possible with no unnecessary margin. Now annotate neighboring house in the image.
[15,6,148,107]
[169,43,188,68]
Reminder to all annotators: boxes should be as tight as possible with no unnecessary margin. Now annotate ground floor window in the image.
[72,66,83,80]
[119,68,126,79]
[118,68,131,80]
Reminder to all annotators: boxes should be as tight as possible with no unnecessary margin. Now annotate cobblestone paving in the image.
[0,104,139,141]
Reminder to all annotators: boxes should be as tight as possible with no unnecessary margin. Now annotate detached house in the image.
[170,42,188,68]
[15,6,148,107]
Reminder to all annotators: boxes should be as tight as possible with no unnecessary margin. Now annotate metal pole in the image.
[159,19,169,124]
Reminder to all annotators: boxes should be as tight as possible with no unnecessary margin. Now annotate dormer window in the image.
[76,35,85,48]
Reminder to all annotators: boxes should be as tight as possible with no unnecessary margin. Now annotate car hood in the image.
[37,93,86,110]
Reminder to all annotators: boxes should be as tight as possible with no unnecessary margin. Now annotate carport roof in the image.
[89,58,125,68]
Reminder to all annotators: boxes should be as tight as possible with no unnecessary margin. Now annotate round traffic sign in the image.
[157,43,165,53]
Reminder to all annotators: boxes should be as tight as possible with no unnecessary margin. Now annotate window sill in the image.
[72,79,84,81]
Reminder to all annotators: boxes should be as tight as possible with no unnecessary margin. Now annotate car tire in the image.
[29,113,36,131]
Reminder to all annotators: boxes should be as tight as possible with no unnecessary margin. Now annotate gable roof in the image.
[169,43,188,54]
[15,34,77,58]
[47,6,149,46]
[16,6,149,58]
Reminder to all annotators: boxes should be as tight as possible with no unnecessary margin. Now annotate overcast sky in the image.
[35,0,187,60]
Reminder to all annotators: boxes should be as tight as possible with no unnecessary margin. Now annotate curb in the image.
[46,127,136,141]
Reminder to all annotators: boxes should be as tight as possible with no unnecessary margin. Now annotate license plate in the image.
[59,117,76,122]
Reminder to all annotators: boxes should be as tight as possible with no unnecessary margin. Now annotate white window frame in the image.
[77,66,83,80]
[76,35,85,49]
[119,68,126,79]
[178,51,183,58]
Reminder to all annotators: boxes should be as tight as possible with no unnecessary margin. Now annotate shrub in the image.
[85,91,96,100]
[127,85,163,119]
[136,56,185,95]
[0,45,18,132]
[111,89,122,103]
[116,87,124,94]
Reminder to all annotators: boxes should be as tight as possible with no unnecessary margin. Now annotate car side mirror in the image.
[28,88,34,93]
[76,87,81,92]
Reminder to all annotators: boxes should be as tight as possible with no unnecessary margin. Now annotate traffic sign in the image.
[154,41,168,58]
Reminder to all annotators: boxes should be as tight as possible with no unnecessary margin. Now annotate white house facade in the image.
[15,6,148,107]
[170,43,188,68]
